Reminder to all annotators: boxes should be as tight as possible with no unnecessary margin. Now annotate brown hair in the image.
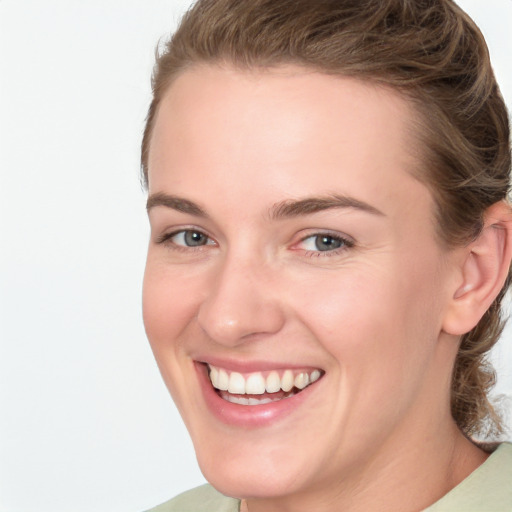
[141,0,511,437]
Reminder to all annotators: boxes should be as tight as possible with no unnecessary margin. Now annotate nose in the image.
[197,255,286,346]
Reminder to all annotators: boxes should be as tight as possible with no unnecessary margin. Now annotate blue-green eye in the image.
[167,230,214,247]
[299,234,349,252]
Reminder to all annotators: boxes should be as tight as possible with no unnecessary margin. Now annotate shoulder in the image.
[144,484,240,512]
[425,442,512,511]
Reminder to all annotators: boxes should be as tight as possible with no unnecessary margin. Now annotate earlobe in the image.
[443,201,512,336]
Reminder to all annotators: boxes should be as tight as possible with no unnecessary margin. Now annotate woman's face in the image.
[143,65,460,500]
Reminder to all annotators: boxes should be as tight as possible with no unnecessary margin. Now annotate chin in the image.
[193,433,321,500]
[200,460,304,500]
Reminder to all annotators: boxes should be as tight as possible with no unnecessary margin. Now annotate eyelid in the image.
[155,227,216,247]
[292,229,355,255]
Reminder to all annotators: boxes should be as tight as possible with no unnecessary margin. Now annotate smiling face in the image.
[143,65,464,505]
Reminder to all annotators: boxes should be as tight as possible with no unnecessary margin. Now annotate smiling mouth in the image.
[207,364,323,406]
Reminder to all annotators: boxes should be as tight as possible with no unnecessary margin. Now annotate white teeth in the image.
[217,368,229,391]
[246,373,266,394]
[209,365,218,385]
[265,371,281,393]
[208,365,323,398]
[294,372,309,390]
[281,370,294,392]
[228,372,246,394]
[310,369,321,383]
[225,394,248,405]
[221,391,295,406]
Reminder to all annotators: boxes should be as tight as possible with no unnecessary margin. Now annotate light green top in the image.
[146,442,512,512]
[424,442,512,511]
[146,484,238,512]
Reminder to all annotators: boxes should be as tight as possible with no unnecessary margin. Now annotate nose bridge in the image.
[197,250,285,345]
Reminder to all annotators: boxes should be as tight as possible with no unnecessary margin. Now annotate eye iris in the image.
[184,231,207,246]
[315,235,342,251]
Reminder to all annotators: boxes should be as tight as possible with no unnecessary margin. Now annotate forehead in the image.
[148,64,432,228]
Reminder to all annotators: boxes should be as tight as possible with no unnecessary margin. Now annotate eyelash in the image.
[156,229,354,257]
[295,232,354,258]
[156,228,216,251]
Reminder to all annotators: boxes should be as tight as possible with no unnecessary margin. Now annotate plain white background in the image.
[0,1,511,511]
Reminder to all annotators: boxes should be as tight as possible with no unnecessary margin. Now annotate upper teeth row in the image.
[208,365,321,395]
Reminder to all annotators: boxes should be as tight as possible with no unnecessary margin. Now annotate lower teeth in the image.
[219,390,296,406]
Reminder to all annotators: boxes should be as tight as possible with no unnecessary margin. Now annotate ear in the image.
[442,201,512,336]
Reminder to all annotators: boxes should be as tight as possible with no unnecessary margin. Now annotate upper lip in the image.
[195,356,323,374]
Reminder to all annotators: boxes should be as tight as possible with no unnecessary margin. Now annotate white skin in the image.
[143,65,511,512]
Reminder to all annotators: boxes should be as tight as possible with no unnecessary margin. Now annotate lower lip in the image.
[195,363,319,428]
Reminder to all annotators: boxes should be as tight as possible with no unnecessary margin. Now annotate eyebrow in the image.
[146,192,384,219]
[146,192,208,217]
[269,194,385,219]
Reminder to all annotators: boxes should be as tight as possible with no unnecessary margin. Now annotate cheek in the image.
[142,263,203,412]
[289,259,442,384]
[292,267,442,446]
[287,264,398,348]
[142,261,201,352]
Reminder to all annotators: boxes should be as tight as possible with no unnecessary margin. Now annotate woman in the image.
[141,0,512,510]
